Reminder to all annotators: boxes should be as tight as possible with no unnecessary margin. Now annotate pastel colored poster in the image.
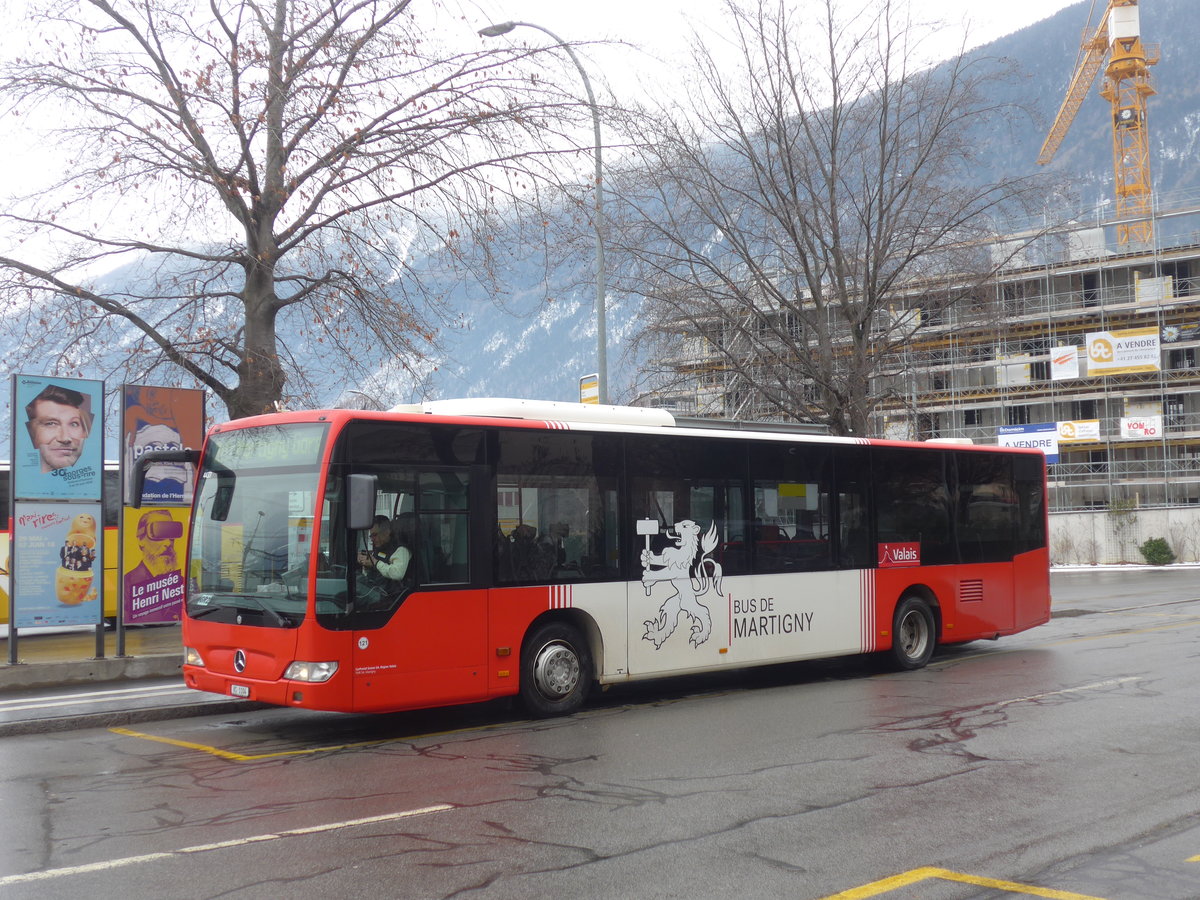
[122,384,206,506]
[121,506,189,624]
[12,501,104,628]
[12,375,104,501]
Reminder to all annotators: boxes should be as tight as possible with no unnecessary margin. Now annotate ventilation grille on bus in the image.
[959,580,984,602]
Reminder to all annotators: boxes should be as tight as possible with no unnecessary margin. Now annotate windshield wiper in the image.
[190,594,296,627]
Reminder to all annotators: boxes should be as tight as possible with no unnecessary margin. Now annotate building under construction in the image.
[874,195,1200,515]
[641,1,1200,563]
[642,192,1200,562]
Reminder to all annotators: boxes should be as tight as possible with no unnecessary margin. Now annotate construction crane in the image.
[1038,0,1159,245]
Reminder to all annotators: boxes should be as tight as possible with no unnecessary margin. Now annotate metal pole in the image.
[479,21,607,404]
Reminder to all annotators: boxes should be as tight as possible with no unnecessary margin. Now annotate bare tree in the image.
[0,0,588,418]
[611,0,1051,435]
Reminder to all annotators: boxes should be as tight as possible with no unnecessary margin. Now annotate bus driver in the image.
[356,515,413,605]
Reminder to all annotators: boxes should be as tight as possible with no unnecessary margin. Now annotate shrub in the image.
[1139,537,1176,566]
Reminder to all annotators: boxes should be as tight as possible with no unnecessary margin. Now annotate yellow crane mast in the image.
[1038,0,1159,245]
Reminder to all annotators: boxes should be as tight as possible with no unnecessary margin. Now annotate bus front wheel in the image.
[889,596,935,670]
[520,621,592,718]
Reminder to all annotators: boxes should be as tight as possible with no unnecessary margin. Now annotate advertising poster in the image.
[121,506,189,624]
[12,375,104,501]
[122,384,206,505]
[1085,328,1161,375]
[997,423,1060,464]
[1057,420,1102,443]
[1050,347,1081,381]
[0,532,10,626]
[1121,416,1163,440]
[12,501,104,627]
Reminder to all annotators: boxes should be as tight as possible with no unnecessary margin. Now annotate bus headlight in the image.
[283,661,339,683]
[184,646,205,667]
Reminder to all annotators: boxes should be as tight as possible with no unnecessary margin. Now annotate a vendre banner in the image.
[998,423,1059,464]
[1085,328,1161,375]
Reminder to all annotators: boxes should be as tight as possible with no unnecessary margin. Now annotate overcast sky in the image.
[0,0,1087,208]
[480,0,1084,50]
[475,0,1085,92]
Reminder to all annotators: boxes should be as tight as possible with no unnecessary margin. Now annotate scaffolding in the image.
[643,192,1200,512]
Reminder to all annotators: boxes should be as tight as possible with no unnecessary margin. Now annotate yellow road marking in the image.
[109,715,539,761]
[1188,854,1200,863]
[109,726,390,760]
[819,866,1106,899]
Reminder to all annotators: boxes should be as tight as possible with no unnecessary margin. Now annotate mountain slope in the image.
[3,0,1197,455]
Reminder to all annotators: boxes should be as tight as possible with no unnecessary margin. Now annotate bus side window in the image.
[956,452,1017,563]
[749,442,834,573]
[102,469,121,527]
[871,447,954,565]
[494,431,622,585]
[833,447,872,569]
[418,471,469,584]
[626,434,749,578]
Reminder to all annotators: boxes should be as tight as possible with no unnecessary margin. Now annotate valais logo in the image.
[878,542,920,568]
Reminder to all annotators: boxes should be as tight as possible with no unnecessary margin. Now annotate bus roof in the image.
[390,397,677,428]
[219,399,1037,456]
[389,397,833,435]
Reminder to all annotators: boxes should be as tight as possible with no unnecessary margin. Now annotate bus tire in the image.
[889,595,935,670]
[520,621,592,718]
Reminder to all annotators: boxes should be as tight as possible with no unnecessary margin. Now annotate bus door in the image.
[948,453,1020,635]
[349,467,488,712]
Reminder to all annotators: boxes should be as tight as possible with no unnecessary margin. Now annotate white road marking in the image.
[995,676,1140,709]
[0,804,453,886]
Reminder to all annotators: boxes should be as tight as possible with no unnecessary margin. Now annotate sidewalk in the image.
[0,625,259,737]
[1,623,183,691]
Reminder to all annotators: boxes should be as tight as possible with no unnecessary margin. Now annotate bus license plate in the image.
[230,684,250,698]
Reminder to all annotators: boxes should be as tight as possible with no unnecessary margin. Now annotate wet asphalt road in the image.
[0,568,1198,899]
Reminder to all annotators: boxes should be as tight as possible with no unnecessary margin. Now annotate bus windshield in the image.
[187,423,328,628]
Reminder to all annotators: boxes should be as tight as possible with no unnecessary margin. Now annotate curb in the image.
[0,655,182,694]
[0,699,271,738]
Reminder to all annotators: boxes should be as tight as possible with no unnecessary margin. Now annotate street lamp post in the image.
[479,20,608,405]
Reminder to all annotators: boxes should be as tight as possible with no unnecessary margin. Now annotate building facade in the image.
[641,195,1200,562]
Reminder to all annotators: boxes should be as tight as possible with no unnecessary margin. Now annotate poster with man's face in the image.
[12,375,104,501]
[122,384,205,506]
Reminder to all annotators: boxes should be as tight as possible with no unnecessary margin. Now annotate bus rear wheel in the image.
[890,596,935,670]
[520,621,592,718]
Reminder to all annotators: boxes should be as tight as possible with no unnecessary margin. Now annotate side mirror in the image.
[347,474,377,531]
[131,449,201,509]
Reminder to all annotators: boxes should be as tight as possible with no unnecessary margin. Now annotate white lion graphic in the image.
[640,520,723,648]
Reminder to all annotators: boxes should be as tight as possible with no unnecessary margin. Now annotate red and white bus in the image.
[160,398,1050,717]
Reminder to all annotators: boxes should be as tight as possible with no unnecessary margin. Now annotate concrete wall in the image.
[1049,507,1200,565]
